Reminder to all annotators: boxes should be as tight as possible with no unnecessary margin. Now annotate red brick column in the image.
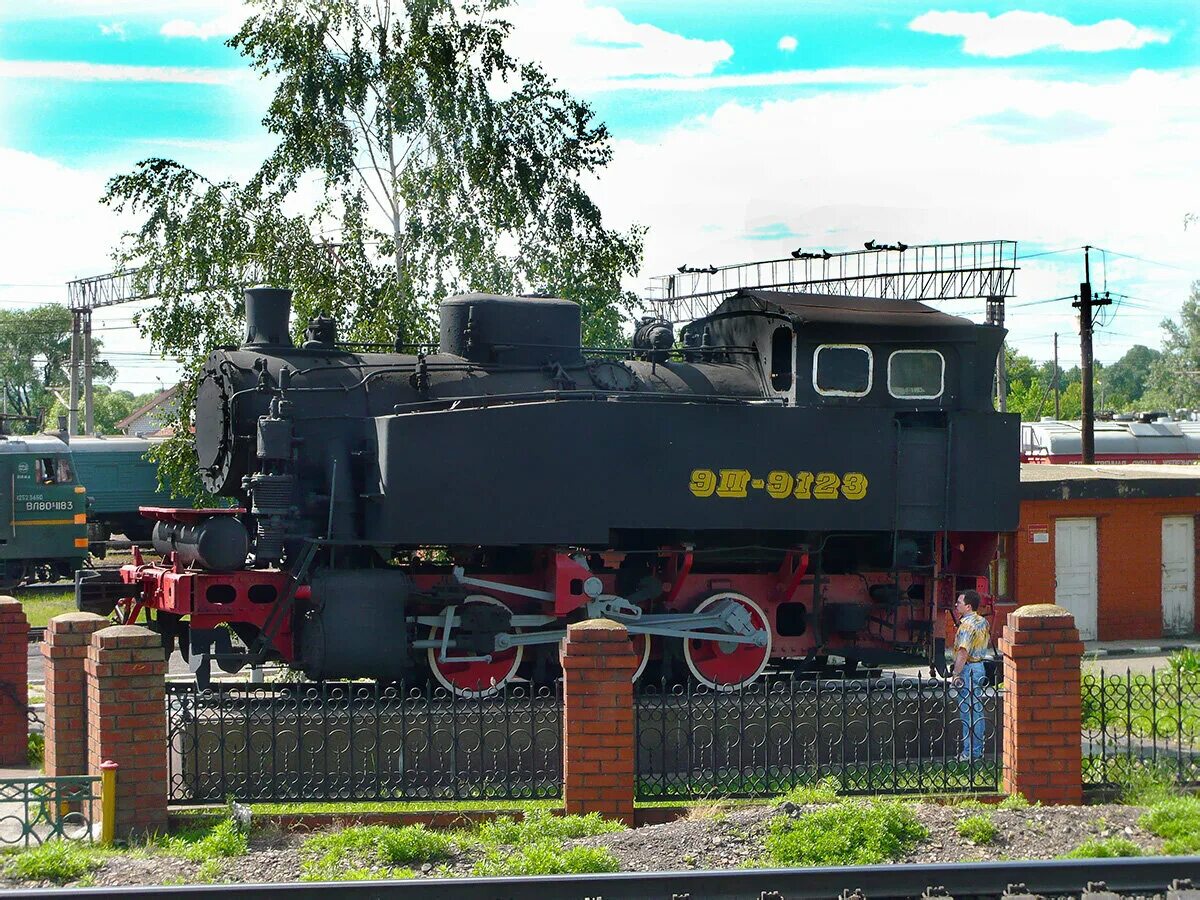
[86,625,168,839]
[560,619,638,826]
[0,597,29,766]
[999,603,1084,805]
[42,612,109,776]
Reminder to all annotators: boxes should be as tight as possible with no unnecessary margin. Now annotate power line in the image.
[1092,246,1194,273]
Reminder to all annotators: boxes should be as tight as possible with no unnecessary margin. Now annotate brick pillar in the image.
[42,612,109,776]
[560,619,637,826]
[0,597,29,766]
[86,625,167,838]
[999,603,1084,805]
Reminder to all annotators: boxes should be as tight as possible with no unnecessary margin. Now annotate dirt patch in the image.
[0,802,1172,888]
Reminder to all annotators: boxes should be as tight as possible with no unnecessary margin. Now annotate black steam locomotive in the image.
[82,282,1018,693]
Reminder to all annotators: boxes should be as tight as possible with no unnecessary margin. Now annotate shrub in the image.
[1140,796,1200,855]
[471,843,619,876]
[474,810,624,847]
[956,814,997,845]
[764,801,928,867]
[26,733,44,768]
[1063,838,1141,859]
[4,841,105,883]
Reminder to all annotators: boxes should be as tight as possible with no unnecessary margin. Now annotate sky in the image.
[0,0,1197,393]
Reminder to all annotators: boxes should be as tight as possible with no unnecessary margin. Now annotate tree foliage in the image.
[1144,280,1200,409]
[45,386,158,437]
[0,305,115,434]
[102,0,644,498]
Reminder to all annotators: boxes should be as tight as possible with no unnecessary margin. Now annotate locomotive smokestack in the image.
[243,287,294,349]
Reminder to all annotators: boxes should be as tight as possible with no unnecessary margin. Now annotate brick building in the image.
[998,465,1200,641]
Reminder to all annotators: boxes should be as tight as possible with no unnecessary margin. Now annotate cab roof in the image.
[0,435,70,455]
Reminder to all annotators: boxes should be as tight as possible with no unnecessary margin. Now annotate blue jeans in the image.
[957,662,987,760]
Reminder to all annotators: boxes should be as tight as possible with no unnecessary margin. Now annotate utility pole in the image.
[1073,246,1111,464]
[82,309,94,435]
[67,311,81,436]
[987,295,1006,411]
[1053,332,1060,419]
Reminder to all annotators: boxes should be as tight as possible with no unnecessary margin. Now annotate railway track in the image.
[4,857,1198,899]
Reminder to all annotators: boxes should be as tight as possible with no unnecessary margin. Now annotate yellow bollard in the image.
[99,760,118,845]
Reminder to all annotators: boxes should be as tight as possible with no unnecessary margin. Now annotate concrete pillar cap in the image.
[1011,603,1072,619]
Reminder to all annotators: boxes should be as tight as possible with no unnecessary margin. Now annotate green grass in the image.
[763,800,928,867]
[1082,669,1200,739]
[473,810,625,847]
[470,844,619,876]
[299,824,454,881]
[777,777,840,806]
[12,588,75,628]
[956,813,997,845]
[2,841,109,883]
[1139,796,1200,855]
[1062,837,1142,859]
[154,817,248,863]
[240,798,562,816]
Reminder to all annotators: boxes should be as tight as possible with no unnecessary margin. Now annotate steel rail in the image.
[4,855,1197,899]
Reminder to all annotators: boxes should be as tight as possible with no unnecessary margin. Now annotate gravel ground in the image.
[0,802,1170,889]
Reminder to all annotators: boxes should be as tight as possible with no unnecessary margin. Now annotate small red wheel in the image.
[427,595,523,698]
[683,592,772,690]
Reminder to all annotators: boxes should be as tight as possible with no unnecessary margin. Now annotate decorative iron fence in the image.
[635,675,1003,800]
[0,775,99,848]
[1082,666,1200,788]
[166,682,562,804]
[167,674,1002,805]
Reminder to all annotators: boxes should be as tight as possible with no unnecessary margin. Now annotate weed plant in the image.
[1113,764,1183,806]
[777,777,840,806]
[2,841,108,883]
[1139,796,1200,855]
[1168,648,1200,676]
[470,844,619,876]
[156,817,248,862]
[1062,837,1141,858]
[300,823,454,880]
[26,733,43,768]
[956,814,997,845]
[473,810,624,846]
[764,800,927,867]
[998,793,1030,810]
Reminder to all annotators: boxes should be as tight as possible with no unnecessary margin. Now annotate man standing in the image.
[952,589,990,762]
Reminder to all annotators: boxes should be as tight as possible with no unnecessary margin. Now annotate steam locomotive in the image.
[80,285,1019,693]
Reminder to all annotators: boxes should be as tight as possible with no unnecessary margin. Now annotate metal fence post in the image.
[99,760,118,845]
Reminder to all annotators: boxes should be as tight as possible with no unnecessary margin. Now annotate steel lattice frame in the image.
[647,239,1017,324]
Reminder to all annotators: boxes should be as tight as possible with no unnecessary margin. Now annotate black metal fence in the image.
[1082,666,1200,789]
[166,682,563,804]
[635,675,1002,800]
[167,674,1002,805]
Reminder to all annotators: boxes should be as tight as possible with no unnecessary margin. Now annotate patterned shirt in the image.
[954,611,990,662]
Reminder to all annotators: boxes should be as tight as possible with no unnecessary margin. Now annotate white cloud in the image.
[98,22,126,39]
[0,59,243,85]
[577,65,1022,93]
[502,0,731,86]
[909,11,1171,58]
[587,68,1200,363]
[160,11,244,40]
[778,35,798,52]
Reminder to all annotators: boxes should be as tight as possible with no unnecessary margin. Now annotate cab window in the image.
[35,458,74,485]
[888,350,945,399]
[814,344,872,397]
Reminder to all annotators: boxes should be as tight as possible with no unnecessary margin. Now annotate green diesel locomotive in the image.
[0,434,191,589]
[0,434,88,590]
